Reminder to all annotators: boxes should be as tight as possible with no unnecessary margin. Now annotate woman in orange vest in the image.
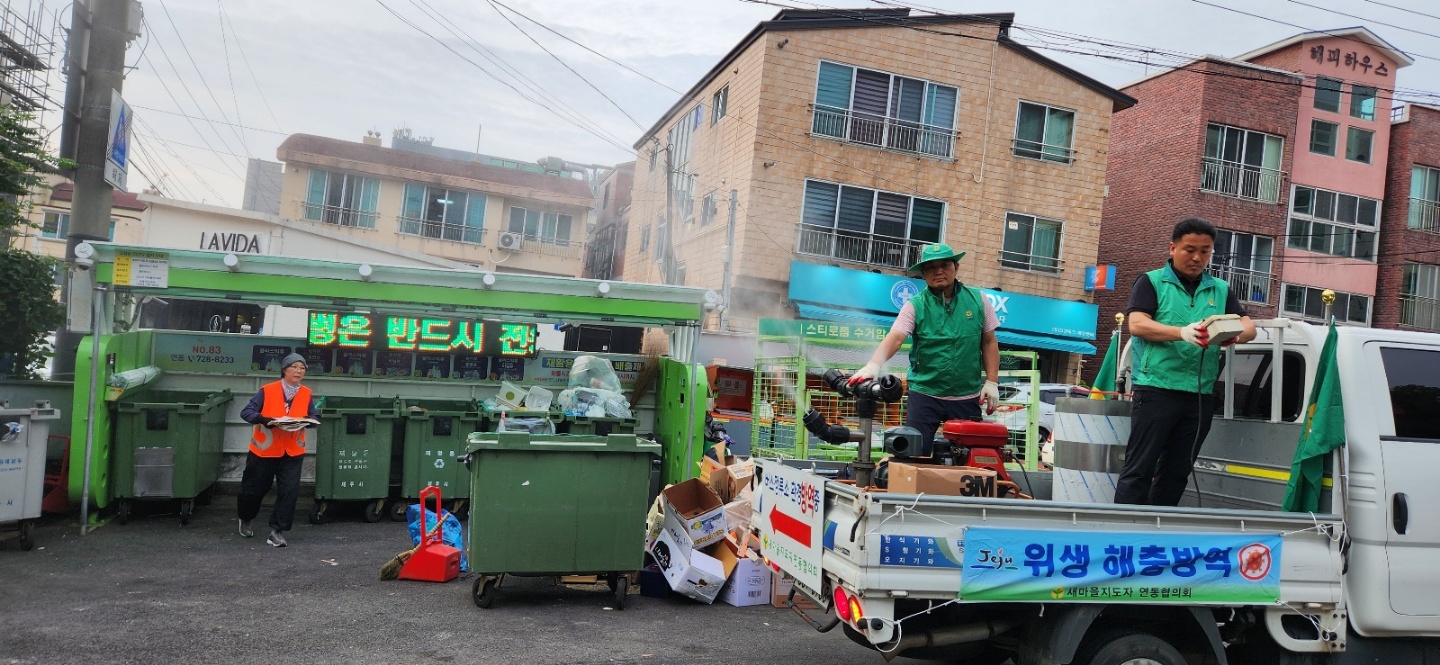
[237,353,318,547]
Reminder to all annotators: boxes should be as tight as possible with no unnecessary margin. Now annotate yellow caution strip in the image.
[1220,463,1333,488]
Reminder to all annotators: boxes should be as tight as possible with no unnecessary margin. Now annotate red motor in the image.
[939,420,1013,482]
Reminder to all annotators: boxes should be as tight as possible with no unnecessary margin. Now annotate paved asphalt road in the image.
[0,497,944,665]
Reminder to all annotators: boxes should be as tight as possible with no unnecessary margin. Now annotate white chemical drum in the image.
[1050,397,1131,504]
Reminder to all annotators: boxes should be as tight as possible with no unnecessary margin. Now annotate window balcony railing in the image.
[513,234,585,260]
[1401,294,1440,331]
[302,202,377,229]
[1011,138,1075,164]
[1408,198,1440,234]
[1211,263,1273,304]
[999,250,1064,274]
[810,105,957,159]
[397,216,484,244]
[1200,158,1285,204]
[795,224,925,270]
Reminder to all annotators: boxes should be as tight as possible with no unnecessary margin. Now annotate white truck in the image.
[755,320,1440,664]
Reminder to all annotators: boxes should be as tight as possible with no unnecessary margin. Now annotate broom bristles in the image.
[379,544,420,581]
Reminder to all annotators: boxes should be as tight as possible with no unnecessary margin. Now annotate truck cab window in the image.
[1380,347,1440,440]
[1215,350,1305,421]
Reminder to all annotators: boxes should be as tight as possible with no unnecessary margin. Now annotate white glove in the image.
[981,380,1000,415]
[1179,322,1210,348]
[849,362,882,386]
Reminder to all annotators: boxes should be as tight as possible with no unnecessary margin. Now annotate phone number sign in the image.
[307,312,538,357]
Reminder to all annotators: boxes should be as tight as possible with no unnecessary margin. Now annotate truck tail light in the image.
[834,587,852,621]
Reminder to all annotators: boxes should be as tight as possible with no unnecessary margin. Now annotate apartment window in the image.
[1000,212,1062,274]
[654,221,668,260]
[1282,284,1370,325]
[649,146,657,171]
[1202,123,1284,202]
[676,173,696,221]
[400,184,485,244]
[675,262,687,286]
[507,207,572,245]
[1346,127,1374,163]
[1401,262,1440,330]
[1289,185,1379,260]
[1350,85,1377,121]
[1014,102,1076,164]
[39,212,115,241]
[700,192,717,227]
[797,179,944,269]
[1213,230,1274,304]
[639,225,650,252]
[1410,165,1440,232]
[1310,119,1337,156]
[602,183,610,210]
[305,169,379,228]
[811,60,958,158]
[711,86,728,125]
[1314,77,1343,113]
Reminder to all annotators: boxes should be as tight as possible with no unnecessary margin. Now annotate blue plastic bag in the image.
[406,504,468,572]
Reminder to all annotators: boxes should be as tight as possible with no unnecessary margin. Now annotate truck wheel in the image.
[1074,629,1185,665]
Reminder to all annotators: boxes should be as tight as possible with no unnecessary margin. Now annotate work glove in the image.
[981,380,1000,415]
[1179,322,1210,348]
[848,362,882,386]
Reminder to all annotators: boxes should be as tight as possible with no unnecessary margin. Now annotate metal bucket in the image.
[1050,397,1131,503]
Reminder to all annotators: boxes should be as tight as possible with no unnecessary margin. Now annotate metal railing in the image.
[795,224,924,269]
[1408,198,1440,233]
[1200,158,1285,203]
[1011,138,1075,164]
[1400,294,1440,331]
[396,216,484,244]
[811,105,957,159]
[302,202,377,229]
[998,249,1064,274]
[513,234,585,260]
[1211,263,1272,304]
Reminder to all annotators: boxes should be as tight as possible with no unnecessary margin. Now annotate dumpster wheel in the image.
[610,574,628,610]
[473,576,498,609]
[19,520,34,551]
[179,499,194,526]
[387,500,409,523]
[117,499,131,525]
[309,501,327,525]
[363,500,384,523]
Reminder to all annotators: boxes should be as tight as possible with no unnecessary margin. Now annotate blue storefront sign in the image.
[959,527,1282,603]
[788,261,1098,353]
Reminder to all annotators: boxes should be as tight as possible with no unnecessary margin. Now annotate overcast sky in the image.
[30,0,1440,207]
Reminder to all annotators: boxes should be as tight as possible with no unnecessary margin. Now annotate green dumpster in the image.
[464,432,659,610]
[396,398,483,521]
[557,414,637,436]
[311,396,401,524]
[112,389,232,526]
[481,405,558,434]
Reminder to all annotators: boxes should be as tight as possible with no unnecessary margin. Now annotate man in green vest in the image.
[1114,217,1256,506]
[852,243,1001,454]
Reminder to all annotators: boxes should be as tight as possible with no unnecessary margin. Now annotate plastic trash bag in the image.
[406,504,467,572]
[568,355,622,393]
[497,416,555,435]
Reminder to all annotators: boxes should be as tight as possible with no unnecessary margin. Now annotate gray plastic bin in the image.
[0,401,62,550]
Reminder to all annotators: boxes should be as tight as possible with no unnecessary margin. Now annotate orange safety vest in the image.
[248,381,311,458]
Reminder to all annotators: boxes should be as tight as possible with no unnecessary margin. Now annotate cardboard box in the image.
[650,528,737,604]
[887,462,998,498]
[718,554,773,607]
[722,496,754,536]
[660,478,727,549]
[708,459,755,503]
[772,572,820,609]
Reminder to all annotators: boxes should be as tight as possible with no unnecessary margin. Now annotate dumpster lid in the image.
[466,432,658,455]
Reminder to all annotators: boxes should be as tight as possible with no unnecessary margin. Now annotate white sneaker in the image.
[267,530,287,547]
[238,519,254,538]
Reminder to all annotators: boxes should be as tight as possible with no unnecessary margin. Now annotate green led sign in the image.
[307,312,538,357]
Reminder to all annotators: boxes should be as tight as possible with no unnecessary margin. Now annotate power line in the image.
[152,0,255,160]
[214,0,248,155]
[1363,0,1440,23]
[487,0,683,94]
[140,28,248,177]
[130,105,288,135]
[1283,0,1440,44]
[215,0,285,133]
[1186,0,1440,63]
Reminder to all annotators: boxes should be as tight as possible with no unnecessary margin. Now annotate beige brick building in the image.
[624,8,1134,381]
[275,133,596,276]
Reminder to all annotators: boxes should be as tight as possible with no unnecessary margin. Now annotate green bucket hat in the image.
[908,243,966,275]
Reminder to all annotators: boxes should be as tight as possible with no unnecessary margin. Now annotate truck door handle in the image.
[1393,493,1409,535]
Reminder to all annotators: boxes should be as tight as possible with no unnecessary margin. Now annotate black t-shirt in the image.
[1126,263,1248,319]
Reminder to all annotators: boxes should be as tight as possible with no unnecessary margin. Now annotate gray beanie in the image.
[280,353,307,375]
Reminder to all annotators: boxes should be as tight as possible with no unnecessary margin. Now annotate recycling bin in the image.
[0,401,62,550]
[396,398,484,521]
[112,390,231,525]
[312,396,401,524]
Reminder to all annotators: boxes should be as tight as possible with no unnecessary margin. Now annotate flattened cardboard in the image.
[887,462,998,498]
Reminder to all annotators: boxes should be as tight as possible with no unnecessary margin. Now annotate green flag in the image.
[1282,322,1346,512]
[1090,333,1119,399]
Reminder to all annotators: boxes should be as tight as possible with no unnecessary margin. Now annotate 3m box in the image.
[650,528,736,604]
[887,462,997,498]
[660,478,726,549]
[718,554,772,607]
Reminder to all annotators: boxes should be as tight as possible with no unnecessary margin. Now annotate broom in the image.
[378,512,448,580]
[629,347,663,407]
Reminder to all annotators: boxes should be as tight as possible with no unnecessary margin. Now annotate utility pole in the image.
[58,1,90,168]
[54,0,132,380]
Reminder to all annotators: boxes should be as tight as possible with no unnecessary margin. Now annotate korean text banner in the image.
[960,528,1282,603]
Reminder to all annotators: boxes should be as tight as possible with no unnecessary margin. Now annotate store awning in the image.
[794,303,895,328]
[995,330,1096,355]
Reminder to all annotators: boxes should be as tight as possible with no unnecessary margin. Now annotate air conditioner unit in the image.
[497,232,524,250]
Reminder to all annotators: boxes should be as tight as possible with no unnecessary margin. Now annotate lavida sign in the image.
[200,231,267,254]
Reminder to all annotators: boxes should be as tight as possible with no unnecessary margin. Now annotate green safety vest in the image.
[1130,264,1229,393]
[907,285,985,397]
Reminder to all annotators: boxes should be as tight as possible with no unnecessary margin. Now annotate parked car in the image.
[993,383,1089,463]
